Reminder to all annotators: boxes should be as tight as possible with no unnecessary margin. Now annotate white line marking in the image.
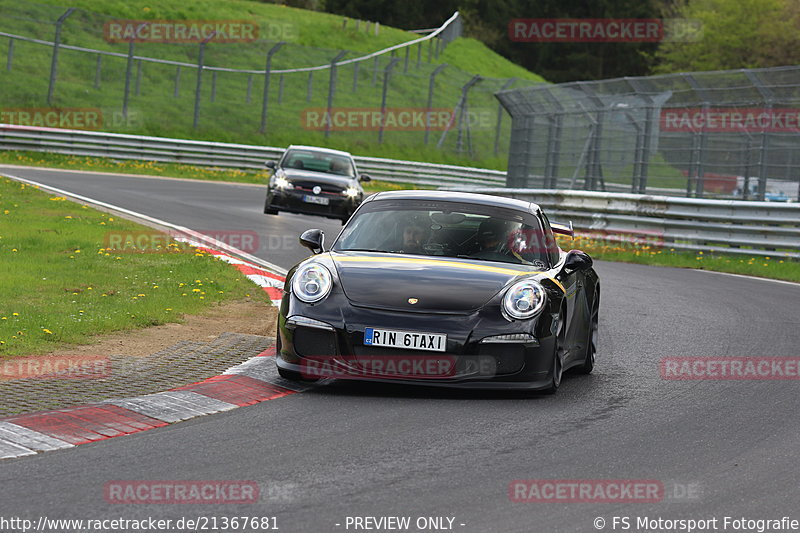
[692,269,800,287]
[0,164,267,187]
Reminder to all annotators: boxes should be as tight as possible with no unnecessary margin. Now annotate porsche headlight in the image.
[502,279,546,320]
[344,186,360,198]
[274,175,292,189]
[292,263,332,303]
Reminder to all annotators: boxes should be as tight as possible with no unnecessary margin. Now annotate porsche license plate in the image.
[303,195,329,205]
[363,328,447,352]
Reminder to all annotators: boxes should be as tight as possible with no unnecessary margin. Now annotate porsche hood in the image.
[329,252,543,312]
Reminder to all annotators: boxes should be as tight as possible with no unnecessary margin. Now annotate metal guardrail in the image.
[0,124,506,187]
[3,124,795,258]
[447,188,800,258]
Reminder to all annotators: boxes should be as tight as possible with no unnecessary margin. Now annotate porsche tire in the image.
[575,289,599,375]
[543,311,566,394]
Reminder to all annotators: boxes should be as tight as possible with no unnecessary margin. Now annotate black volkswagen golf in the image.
[276,190,600,393]
[264,145,370,223]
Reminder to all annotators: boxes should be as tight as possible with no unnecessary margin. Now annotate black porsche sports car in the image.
[264,145,371,223]
[276,190,599,393]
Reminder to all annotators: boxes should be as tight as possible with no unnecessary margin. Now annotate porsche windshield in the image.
[333,201,552,267]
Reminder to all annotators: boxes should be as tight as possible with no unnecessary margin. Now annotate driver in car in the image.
[402,219,430,254]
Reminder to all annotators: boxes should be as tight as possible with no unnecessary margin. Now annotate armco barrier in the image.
[2,124,797,258]
[446,188,800,258]
[0,124,505,188]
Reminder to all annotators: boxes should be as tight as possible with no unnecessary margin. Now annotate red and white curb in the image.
[192,245,285,305]
[0,173,303,460]
[0,349,315,460]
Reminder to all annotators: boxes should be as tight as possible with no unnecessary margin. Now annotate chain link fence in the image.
[0,0,540,163]
[498,66,800,201]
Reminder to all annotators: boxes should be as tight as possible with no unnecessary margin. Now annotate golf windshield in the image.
[333,201,553,267]
[280,149,355,177]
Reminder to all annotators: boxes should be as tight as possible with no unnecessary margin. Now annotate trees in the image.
[654,0,800,73]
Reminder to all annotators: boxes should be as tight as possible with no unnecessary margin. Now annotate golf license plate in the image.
[363,327,447,352]
[303,195,329,205]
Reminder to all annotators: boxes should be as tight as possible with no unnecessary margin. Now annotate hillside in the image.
[0,0,545,168]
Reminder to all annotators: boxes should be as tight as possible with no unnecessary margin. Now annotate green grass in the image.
[0,0,545,169]
[560,235,800,282]
[0,176,268,356]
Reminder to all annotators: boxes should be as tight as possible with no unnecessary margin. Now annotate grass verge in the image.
[560,234,800,283]
[0,176,268,357]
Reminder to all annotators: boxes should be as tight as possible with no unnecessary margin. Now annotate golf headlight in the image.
[344,186,360,198]
[274,176,292,189]
[292,263,332,303]
[502,279,546,320]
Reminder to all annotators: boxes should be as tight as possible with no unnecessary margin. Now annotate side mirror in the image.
[299,229,324,254]
[265,161,277,170]
[358,174,371,183]
[563,249,593,273]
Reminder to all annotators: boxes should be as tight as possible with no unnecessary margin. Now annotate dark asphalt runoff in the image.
[1,166,799,533]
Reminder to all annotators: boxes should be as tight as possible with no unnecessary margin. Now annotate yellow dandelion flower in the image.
[42,329,53,335]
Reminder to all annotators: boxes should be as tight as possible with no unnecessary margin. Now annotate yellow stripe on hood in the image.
[333,255,566,293]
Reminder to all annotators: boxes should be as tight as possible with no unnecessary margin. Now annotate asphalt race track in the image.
[1,166,798,533]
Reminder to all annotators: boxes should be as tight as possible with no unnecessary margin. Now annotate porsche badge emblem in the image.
[312,186,322,195]
[408,298,419,305]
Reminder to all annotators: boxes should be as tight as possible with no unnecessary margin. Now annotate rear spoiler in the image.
[551,221,574,238]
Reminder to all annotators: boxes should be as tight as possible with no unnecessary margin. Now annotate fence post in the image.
[246,74,252,103]
[493,78,516,156]
[403,47,409,73]
[135,59,143,96]
[352,62,359,92]
[372,56,379,86]
[378,58,401,144]
[7,37,14,71]
[210,70,217,102]
[539,87,564,189]
[193,32,216,129]
[455,75,482,155]
[122,40,135,119]
[278,74,285,104]
[424,63,447,145]
[174,66,181,98]
[47,8,76,105]
[259,41,285,134]
[325,51,348,138]
[416,42,422,69]
[94,54,102,89]
[307,71,313,102]
[437,75,481,153]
